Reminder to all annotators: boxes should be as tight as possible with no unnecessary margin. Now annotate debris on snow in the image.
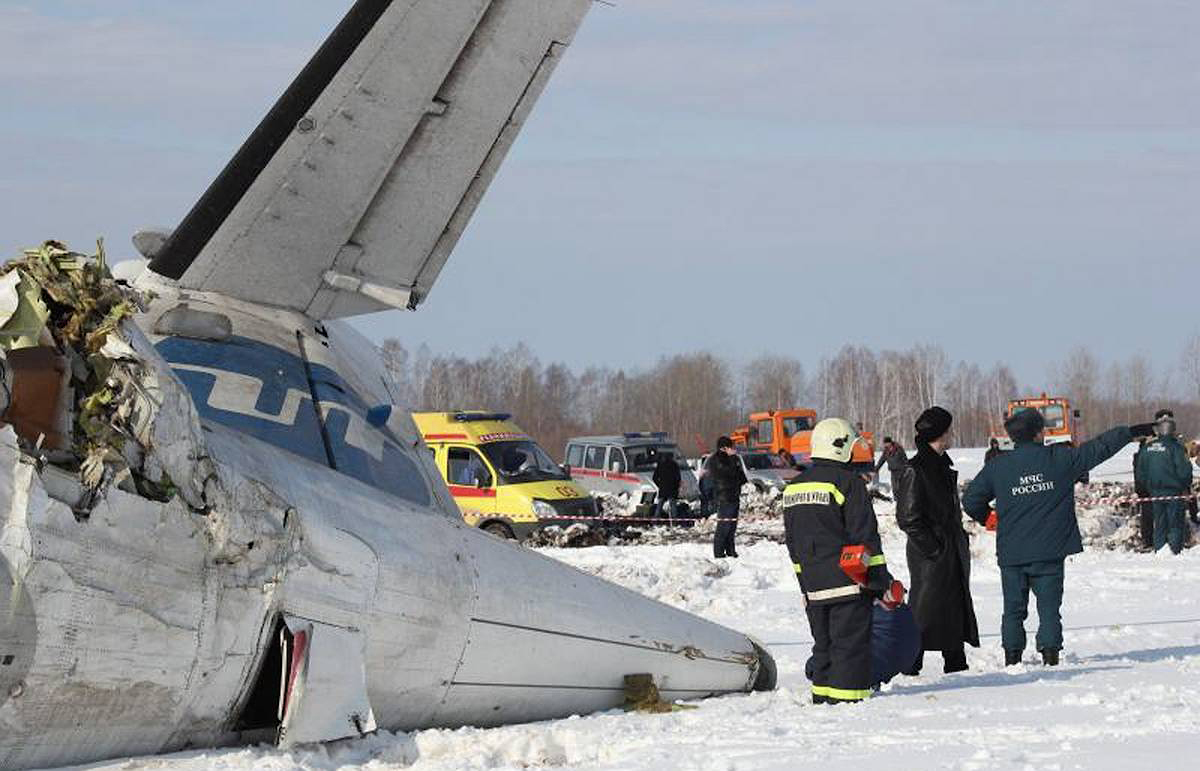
[525,522,608,548]
[622,673,696,713]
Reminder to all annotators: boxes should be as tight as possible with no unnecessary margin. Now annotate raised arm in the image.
[1067,426,1134,479]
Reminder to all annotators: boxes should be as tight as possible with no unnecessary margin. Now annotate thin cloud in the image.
[0,5,309,121]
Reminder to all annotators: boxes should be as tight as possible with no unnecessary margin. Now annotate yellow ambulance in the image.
[412,411,598,539]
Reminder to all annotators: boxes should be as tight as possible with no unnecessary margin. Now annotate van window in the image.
[448,447,492,487]
[584,445,606,469]
[608,447,627,474]
[757,419,774,445]
[566,443,585,467]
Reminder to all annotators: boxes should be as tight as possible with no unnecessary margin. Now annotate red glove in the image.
[985,510,998,532]
[877,580,905,610]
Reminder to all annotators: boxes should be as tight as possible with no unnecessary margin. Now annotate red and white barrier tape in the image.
[1084,492,1198,506]
[526,514,763,525]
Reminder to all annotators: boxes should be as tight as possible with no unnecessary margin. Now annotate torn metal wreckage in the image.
[0,243,773,769]
[0,1,776,767]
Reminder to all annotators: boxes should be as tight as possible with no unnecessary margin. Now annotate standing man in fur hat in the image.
[894,406,979,674]
[963,409,1155,666]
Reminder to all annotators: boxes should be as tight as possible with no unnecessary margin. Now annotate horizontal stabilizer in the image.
[149,0,590,318]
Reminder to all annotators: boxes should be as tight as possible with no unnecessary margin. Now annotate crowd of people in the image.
[770,407,1187,705]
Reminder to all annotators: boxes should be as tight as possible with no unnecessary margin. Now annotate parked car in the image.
[564,432,700,517]
[694,450,799,496]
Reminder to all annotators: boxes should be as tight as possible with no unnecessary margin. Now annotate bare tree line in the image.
[379,336,1200,459]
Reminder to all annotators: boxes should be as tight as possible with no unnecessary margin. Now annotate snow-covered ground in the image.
[74,448,1199,771]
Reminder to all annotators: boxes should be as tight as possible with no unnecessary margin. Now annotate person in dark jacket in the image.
[652,451,682,520]
[1132,437,1154,549]
[784,418,895,703]
[894,406,979,674]
[1135,411,1194,554]
[963,409,1153,665]
[706,437,748,558]
[985,438,1004,464]
[874,437,908,479]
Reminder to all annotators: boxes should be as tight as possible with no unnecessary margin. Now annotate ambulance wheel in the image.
[483,522,515,540]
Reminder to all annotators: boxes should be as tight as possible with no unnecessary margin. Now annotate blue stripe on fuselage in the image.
[155,335,430,506]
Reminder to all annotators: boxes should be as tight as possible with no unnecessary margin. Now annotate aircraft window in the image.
[608,447,627,474]
[584,445,606,469]
[448,447,492,487]
[566,444,585,467]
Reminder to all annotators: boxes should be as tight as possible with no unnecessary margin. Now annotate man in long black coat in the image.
[894,406,980,674]
[652,452,682,519]
[706,437,748,558]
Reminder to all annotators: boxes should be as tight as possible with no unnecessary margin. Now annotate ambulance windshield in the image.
[482,440,567,483]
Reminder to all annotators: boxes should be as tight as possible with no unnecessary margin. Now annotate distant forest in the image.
[379,337,1200,459]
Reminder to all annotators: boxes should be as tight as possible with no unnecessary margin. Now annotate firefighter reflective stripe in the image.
[813,685,871,701]
[793,563,803,574]
[782,481,846,508]
[804,584,861,601]
[867,554,887,567]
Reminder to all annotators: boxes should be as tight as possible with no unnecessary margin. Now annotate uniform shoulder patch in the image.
[783,481,846,507]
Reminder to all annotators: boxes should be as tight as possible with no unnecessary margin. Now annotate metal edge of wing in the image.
[147,0,397,280]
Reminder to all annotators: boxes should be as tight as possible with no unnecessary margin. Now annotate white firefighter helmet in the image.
[810,417,862,464]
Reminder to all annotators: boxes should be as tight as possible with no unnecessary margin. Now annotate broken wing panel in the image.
[151,0,591,319]
[278,617,377,748]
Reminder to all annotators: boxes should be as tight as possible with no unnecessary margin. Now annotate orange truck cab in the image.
[992,395,1082,450]
[733,408,876,474]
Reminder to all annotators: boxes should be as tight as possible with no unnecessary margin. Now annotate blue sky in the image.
[1,1,1197,387]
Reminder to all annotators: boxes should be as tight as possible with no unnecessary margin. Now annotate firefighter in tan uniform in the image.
[784,418,894,704]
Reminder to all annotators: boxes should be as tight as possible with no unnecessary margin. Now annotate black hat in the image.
[717,435,734,450]
[1155,408,1175,421]
[1005,409,1045,444]
[883,436,894,444]
[915,406,953,443]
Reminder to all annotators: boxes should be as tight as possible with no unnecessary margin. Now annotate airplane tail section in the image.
[149,0,591,318]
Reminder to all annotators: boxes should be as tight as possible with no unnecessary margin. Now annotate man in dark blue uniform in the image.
[784,418,895,703]
[1135,410,1194,555]
[963,410,1154,666]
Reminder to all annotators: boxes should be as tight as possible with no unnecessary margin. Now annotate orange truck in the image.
[732,408,876,473]
[991,395,1082,450]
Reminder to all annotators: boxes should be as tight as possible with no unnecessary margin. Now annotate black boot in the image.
[1004,649,1022,666]
[942,648,968,674]
[1040,648,1060,666]
[902,650,924,677]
